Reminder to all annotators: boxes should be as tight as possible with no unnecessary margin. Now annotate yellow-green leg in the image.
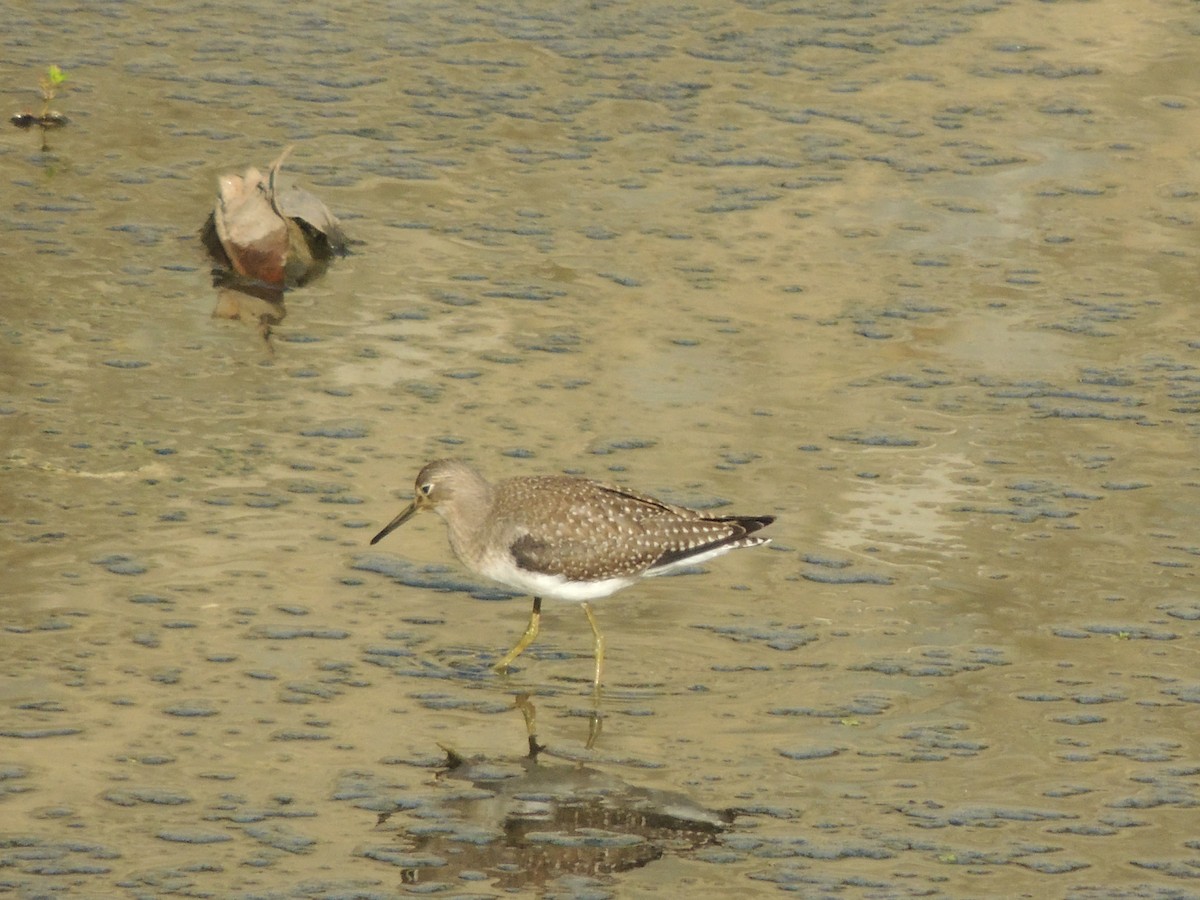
[582,602,606,689]
[582,602,605,749]
[513,693,544,757]
[495,596,541,674]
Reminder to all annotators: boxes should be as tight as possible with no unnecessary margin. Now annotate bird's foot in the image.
[585,709,604,750]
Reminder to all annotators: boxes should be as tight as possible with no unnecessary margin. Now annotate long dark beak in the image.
[370,500,420,545]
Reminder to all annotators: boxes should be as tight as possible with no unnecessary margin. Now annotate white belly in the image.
[481,556,638,602]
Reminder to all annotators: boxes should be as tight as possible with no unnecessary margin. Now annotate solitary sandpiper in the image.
[370,459,775,687]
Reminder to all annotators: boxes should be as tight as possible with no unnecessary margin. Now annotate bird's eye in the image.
[419,483,434,496]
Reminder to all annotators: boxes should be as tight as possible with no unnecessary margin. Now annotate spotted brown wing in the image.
[501,477,770,581]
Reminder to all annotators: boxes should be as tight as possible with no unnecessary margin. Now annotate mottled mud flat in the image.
[2,0,1198,897]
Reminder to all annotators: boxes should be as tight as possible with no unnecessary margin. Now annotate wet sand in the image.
[2,1,1198,896]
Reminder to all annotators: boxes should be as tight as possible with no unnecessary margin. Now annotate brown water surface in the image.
[2,1,1198,897]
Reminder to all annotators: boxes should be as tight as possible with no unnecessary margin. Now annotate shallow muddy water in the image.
[2,1,1198,897]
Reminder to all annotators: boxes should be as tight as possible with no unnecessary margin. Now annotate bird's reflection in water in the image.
[514,689,603,753]
[210,282,286,351]
[374,696,734,892]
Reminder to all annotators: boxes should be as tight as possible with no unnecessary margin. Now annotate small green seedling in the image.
[41,65,67,107]
[11,65,69,150]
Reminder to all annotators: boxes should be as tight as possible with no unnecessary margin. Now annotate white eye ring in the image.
[420,483,434,496]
